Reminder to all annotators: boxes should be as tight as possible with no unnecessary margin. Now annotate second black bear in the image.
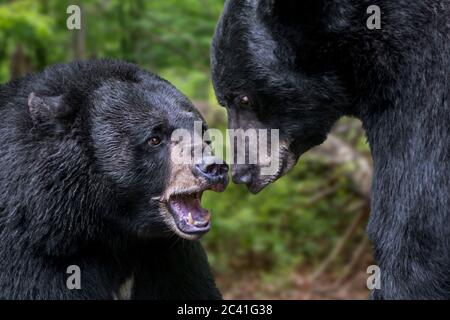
[0,60,228,299]
[211,0,450,299]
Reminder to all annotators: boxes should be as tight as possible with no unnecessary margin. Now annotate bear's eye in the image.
[148,137,161,146]
[238,96,251,108]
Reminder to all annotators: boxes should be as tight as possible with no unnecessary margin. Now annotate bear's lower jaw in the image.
[167,192,212,237]
[239,147,298,194]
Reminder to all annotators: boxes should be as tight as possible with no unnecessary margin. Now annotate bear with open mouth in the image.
[0,59,228,299]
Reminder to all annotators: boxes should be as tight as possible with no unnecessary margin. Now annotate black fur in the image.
[0,60,221,299]
[212,0,450,299]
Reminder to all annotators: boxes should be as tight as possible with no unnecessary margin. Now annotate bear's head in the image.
[211,0,356,193]
[27,61,228,242]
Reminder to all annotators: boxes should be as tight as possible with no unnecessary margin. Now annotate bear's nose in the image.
[194,156,229,184]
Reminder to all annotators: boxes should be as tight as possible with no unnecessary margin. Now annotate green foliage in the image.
[160,69,210,100]
[0,0,56,79]
[0,0,224,95]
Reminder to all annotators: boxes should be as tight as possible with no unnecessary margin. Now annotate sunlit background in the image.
[0,0,374,299]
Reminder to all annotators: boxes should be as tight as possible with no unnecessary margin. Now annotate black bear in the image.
[211,0,450,299]
[0,59,228,299]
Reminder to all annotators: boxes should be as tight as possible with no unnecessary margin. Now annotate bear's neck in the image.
[358,43,449,252]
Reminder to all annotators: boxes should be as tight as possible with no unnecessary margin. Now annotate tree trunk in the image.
[71,5,86,60]
[10,45,32,80]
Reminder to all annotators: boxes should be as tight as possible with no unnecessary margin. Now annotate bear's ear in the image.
[28,92,69,124]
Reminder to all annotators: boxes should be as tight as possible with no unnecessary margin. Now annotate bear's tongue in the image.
[168,193,211,234]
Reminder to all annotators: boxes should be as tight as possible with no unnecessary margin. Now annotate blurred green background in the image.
[0,0,374,299]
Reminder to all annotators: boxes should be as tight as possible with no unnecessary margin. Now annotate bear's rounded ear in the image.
[28,92,67,123]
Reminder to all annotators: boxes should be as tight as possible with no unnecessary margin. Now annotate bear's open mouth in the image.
[168,191,211,235]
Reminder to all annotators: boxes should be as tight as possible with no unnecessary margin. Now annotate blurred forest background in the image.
[0,0,374,299]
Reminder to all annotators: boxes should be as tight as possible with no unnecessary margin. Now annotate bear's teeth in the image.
[188,212,194,225]
[194,220,206,226]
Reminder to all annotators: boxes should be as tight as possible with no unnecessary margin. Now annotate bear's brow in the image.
[150,119,166,127]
